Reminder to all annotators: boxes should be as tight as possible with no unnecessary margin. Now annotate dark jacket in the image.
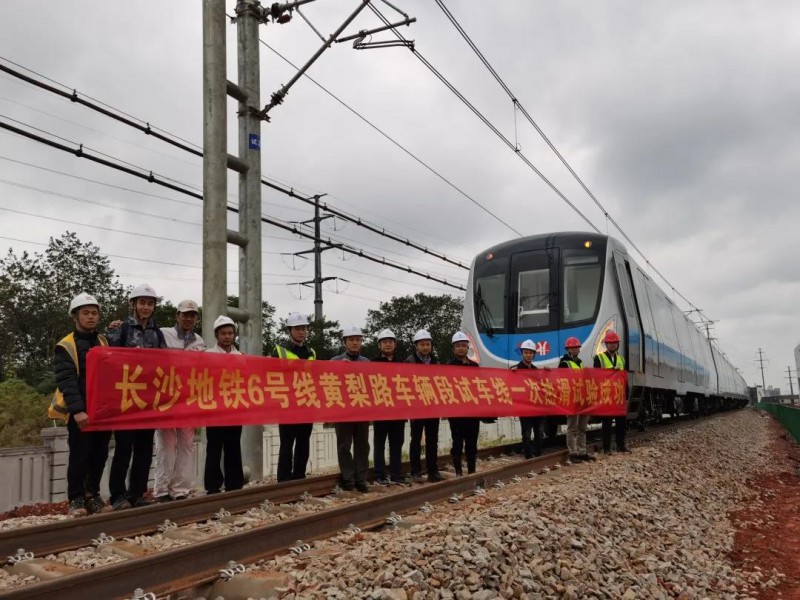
[53,330,104,414]
[448,357,479,367]
[330,352,369,362]
[372,355,400,363]
[558,353,583,369]
[106,316,166,349]
[512,360,538,370]
[404,353,439,365]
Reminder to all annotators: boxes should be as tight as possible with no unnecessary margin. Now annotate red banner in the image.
[84,348,627,430]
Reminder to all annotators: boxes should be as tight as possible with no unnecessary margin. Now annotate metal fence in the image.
[0,418,524,512]
[755,402,800,443]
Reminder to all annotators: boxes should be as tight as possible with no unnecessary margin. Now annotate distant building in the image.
[765,386,782,397]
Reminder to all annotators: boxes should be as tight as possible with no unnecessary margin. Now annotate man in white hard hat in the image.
[53,293,112,516]
[273,312,316,482]
[106,283,166,510]
[204,316,244,494]
[405,329,445,483]
[370,329,407,484]
[512,339,544,458]
[153,299,206,502]
[331,325,371,492]
[447,331,481,476]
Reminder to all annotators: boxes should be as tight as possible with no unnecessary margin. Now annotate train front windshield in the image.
[472,239,605,360]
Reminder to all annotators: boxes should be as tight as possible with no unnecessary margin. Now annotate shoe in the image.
[569,454,585,463]
[601,448,613,454]
[391,475,411,484]
[374,477,391,486]
[172,494,188,501]
[340,483,356,492]
[129,496,153,508]
[427,472,445,483]
[454,469,463,477]
[580,454,597,462]
[355,483,370,493]
[618,447,631,453]
[85,494,111,515]
[411,473,425,484]
[154,495,172,503]
[112,497,132,511]
[68,497,88,517]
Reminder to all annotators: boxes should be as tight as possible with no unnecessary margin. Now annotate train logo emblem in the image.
[535,341,550,356]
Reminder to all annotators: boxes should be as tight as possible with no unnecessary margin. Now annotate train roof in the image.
[475,231,614,261]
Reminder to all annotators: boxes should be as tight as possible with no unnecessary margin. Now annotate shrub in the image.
[0,379,56,447]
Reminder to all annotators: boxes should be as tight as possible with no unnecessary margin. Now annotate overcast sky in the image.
[1,1,798,390]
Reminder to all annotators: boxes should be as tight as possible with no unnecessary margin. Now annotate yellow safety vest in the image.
[49,332,108,422]
[563,358,583,370]
[597,351,625,370]
[275,345,316,360]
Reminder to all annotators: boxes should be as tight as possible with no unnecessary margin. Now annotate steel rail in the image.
[1,414,730,600]
[0,442,521,558]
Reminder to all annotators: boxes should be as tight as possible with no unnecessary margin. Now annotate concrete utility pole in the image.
[294,195,336,322]
[756,348,767,391]
[786,366,798,403]
[202,0,264,480]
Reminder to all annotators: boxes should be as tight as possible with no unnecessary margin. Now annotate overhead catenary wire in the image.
[368,3,600,236]
[0,117,466,291]
[0,56,472,268]
[431,0,705,316]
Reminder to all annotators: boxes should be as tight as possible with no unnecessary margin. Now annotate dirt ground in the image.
[729,416,800,599]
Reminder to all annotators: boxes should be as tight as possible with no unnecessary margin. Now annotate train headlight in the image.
[583,240,592,248]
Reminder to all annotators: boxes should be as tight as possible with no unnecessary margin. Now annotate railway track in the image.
[1,414,722,600]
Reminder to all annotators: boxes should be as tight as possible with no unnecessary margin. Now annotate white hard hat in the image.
[451,331,469,344]
[130,283,157,300]
[287,312,309,327]
[213,315,235,331]
[413,329,432,343]
[342,325,363,338]
[69,292,100,316]
[177,299,199,313]
[520,339,537,351]
[377,328,396,341]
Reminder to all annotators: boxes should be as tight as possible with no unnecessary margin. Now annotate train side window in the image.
[517,269,550,329]
[563,252,602,324]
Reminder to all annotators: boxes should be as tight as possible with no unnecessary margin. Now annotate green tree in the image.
[0,379,52,447]
[0,232,128,387]
[364,293,464,362]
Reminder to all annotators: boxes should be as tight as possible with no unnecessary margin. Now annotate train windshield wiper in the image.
[475,290,496,338]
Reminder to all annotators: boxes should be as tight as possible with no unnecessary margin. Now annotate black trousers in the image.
[602,416,627,451]
[66,417,111,500]
[373,420,405,480]
[335,422,370,488]
[410,418,440,476]
[277,423,313,482]
[109,429,154,503]
[520,416,544,459]
[448,417,480,474]
[204,426,244,493]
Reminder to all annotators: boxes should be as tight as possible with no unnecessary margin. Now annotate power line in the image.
[0,117,465,291]
[0,57,472,270]
[431,1,707,319]
[258,39,520,241]
[369,3,600,235]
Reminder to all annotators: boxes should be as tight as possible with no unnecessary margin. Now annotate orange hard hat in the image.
[604,331,620,344]
[565,336,581,349]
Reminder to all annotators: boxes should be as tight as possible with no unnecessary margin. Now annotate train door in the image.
[612,253,643,372]
[510,248,559,339]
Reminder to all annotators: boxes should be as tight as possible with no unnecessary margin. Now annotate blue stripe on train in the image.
[479,324,596,362]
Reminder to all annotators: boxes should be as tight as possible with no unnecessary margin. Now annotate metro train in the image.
[461,232,749,426]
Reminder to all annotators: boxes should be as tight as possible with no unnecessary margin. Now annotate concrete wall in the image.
[0,418,523,511]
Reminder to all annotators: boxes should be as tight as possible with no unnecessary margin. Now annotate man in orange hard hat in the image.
[559,337,594,462]
[595,330,629,453]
